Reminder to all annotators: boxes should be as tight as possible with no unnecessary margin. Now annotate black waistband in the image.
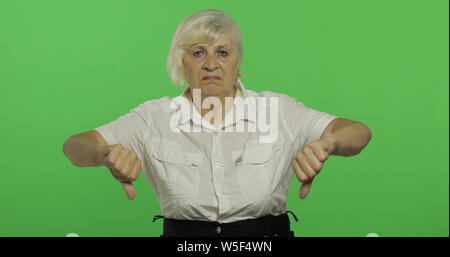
[156,211,298,237]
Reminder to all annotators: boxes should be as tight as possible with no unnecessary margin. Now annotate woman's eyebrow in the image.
[215,45,228,49]
[192,44,229,50]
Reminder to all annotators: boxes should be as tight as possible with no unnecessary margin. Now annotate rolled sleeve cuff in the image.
[94,124,118,147]
[303,114,338,148]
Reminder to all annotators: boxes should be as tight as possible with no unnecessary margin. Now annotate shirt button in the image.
[215,162,222,168]
[216,226,221,234]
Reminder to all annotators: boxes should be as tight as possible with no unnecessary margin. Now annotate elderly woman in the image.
[63,9,372,237]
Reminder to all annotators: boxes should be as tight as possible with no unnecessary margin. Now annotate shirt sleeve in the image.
[281,95,338,152]
[94,102,149,161]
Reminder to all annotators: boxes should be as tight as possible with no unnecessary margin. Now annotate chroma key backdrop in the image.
[0,0,448,237]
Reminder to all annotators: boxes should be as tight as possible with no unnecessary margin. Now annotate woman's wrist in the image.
[319,133,338,156]
[95,144,109,167]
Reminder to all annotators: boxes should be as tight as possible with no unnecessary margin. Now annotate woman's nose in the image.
[203,55,218,71]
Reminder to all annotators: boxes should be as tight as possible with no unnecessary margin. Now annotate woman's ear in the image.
[236,55,243,76]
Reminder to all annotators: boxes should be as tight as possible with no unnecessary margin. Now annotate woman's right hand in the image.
[98,144,142,200]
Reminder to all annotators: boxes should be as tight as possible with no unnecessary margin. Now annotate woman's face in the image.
[183,31,242,98]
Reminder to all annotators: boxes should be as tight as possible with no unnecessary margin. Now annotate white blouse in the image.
[94,79,338,223]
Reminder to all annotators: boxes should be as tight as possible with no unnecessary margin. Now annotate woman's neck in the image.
[189,87,237,127]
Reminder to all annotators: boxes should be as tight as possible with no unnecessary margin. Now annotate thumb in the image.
[299,177,314,199]
[121,181,136,200]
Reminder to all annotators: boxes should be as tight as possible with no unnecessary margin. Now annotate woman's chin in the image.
[200,83,224,96]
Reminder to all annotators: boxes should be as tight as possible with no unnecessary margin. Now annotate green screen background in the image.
[0,0,448,237]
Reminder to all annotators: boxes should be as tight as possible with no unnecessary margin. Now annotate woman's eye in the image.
[218,50,228,56]
[193,50,202,56]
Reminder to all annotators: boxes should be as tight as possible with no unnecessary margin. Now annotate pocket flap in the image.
[152,140,202,167]
[233,143,283,165]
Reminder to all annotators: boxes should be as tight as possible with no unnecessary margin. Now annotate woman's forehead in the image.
[192,43,231,49]
[191,33,233,48]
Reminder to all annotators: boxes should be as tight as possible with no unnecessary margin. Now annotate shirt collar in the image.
[173,78,256,131]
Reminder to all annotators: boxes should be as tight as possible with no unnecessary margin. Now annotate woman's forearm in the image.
[63,131,107,167]
[322,121,372,157]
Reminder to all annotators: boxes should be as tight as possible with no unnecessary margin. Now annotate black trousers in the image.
[157,212,297,237]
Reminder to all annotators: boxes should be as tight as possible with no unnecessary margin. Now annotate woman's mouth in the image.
[202,76,221,80]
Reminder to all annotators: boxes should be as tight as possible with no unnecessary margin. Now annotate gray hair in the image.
[167,9,244,87]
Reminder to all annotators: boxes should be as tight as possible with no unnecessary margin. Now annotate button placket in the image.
[211,132,230,215]
[211,133,221,200]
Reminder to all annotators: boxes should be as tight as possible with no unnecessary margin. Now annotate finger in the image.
[106,145,120,165]
[297,152,317,178]
[106,163,120,178]
[310,141,330,162]
[303,147,323,172]
[121,151,136,177]
[109,169,119,180]
[128,158,142,181]
[113,149,128,172]
[299,178,314,199]
[107,161,124,180]
[291,159,309,182]
[121,181,135,200]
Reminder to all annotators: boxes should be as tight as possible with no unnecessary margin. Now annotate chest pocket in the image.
[233,144,283,165]
[232,135,285,198]
[151,139,203,199]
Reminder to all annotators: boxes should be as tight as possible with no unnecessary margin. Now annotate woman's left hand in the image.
[291,135,336,199]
